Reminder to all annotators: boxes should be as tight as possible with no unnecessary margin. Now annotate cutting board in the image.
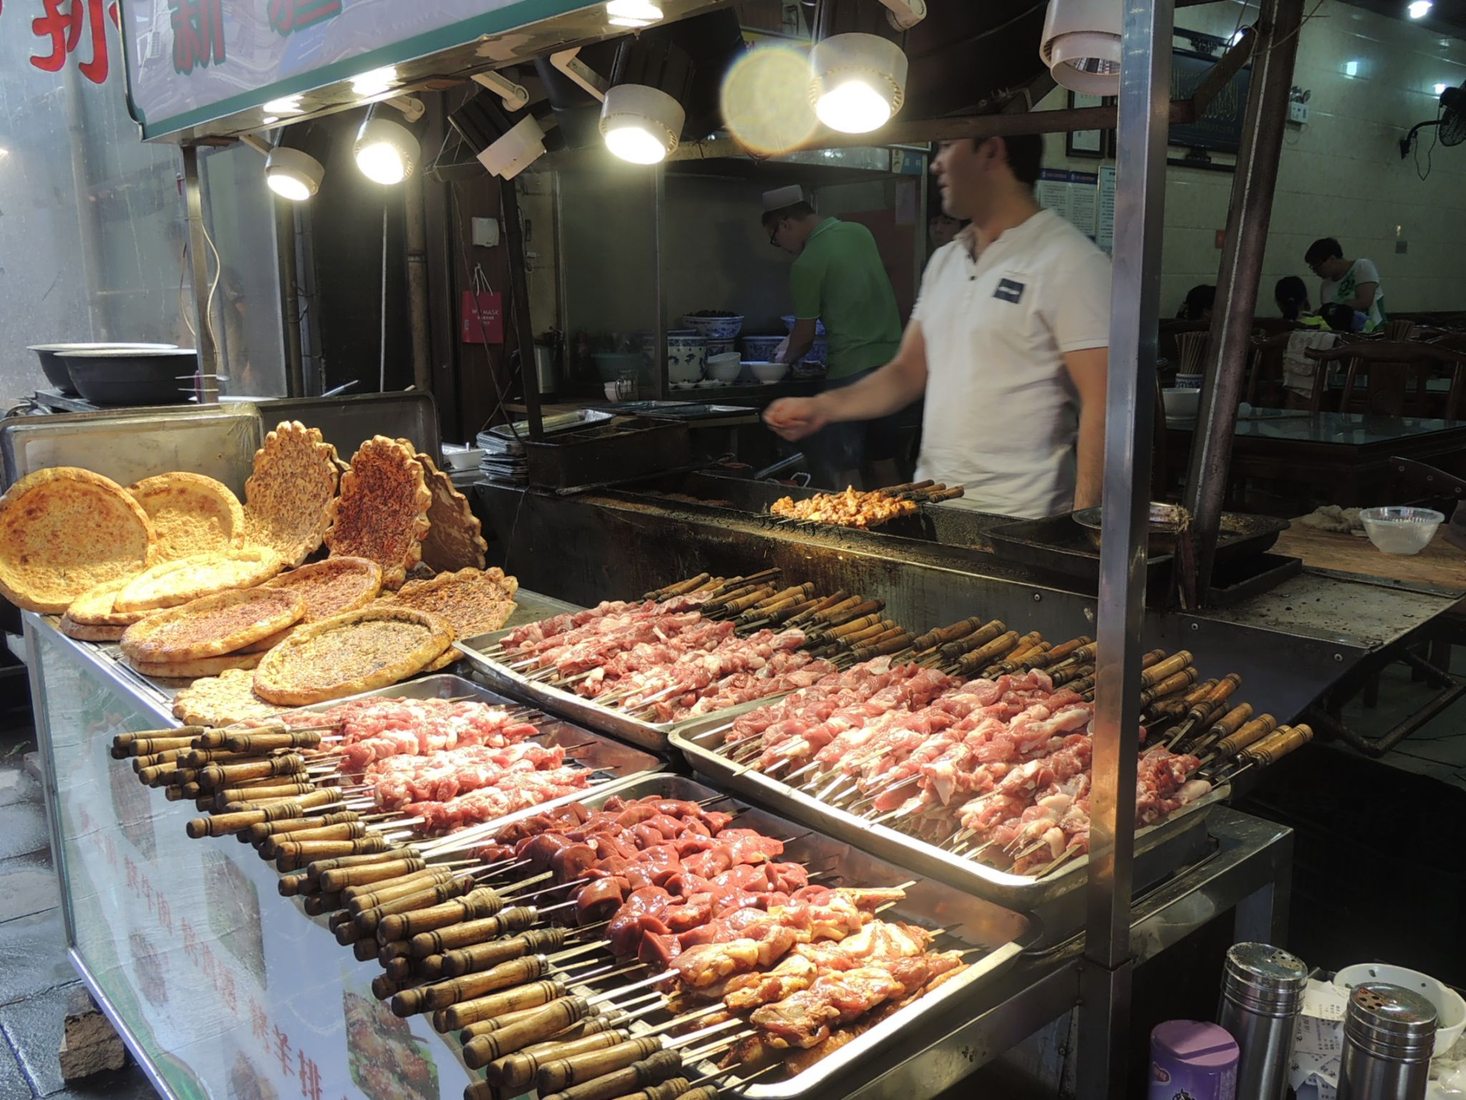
[1274,521,1466,594]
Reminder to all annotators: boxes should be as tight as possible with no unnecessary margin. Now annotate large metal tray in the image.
[670,715,1224,934]
[455,626,797,753]
[544,772,1035,1100]
[240,391,441,462]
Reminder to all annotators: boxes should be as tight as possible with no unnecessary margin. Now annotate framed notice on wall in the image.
[1066,91,1105,158]
[1170,47,1252,153]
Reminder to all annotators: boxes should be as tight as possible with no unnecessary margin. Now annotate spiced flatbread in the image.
[244,422,340,568]
[325,438,431,591]
[173,668,288,727]
[114,548,283,614]
[253,606,452,706]
[416,453,487,572]
[386,567,518,641]
[119,587,304,664]
[129,652,264,681]
[58,615,127,643]
[0,467,155,612]
[67,577,151,627]
[129,473,245,562]
[263,557,382,623]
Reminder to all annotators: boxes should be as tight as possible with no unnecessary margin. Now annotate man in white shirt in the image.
[1305,237,1385,332]
[763,133,1111,519]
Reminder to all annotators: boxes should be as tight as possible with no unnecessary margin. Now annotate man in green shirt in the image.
[762,186,909,488]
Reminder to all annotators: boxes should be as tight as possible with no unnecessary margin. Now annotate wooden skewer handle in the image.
[464,997,590,1067]
[822,613,883,641]
[248,811,359,844]
[317,857,426,893]
[1140,650,1193,688]
[1035,636,1094,670]
[1140,668,1199,708]
[1203,703,1254,742]
[488,1024,626,1090]
[355,878,473,934]
[436,922,565,973]
[127,735,200,757]
[851,633,914,661]
[938,620,1006,660]
[1241,723,1313,766]
[645,573,710,601]
[216,780,316,807]
[461,1000,573,1043]
[821,599,885,628]
[346,868,455,910]
[440,979,563,1031]
[379,887,507,943]
[274,834,390,863]
[393,954,548,1017]
[301,890,342,917]
[264,821,364,854]
[186,789,337,838]
[1211,714,1278,760]
[956,630,1020,672]
[719,586,778,616]
[427,906,541,964]
[910,616,986,653]
[198,754,305,788]
[222,731,324,753]
[540,1050,683,1100]
[537,1036,663,1092]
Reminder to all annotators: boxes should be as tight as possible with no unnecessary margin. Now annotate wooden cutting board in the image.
[1274,521,1466,593]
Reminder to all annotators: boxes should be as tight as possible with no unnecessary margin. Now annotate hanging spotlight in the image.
[810,33,907,133]
[1408,0,1432,17]
[449,86,564,180]
[265,147,325,201]
[601,83,685,163]
[1040,0,1122,94]
[354,111,419,184]
[606,0,663,27]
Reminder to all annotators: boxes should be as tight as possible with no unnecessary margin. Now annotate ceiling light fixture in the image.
[1408,0,1432,17]
[354,112,419,184]
[450,84,563,180]
[810,32,908,133]
[265,147,325,201]
[1040,0,1122,95]
[351,65,398,98]
[606,0,663,28]
[601,83,685,163]
[1435,82,1449,95]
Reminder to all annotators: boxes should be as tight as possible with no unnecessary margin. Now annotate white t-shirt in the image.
[1321,258,1384,332]
[911,208,1112,519]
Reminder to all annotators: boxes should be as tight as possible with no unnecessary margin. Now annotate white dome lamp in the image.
[264,146,325,201]
[600,83,686,164]
[1040,0,1123,95]
[354,112,420,185]
[810,32,909,134]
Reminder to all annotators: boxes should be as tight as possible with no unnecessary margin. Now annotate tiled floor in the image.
[0,725,155,1100]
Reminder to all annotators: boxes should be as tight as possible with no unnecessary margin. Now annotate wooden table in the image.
[1166,410,1466,510]
[1274,521,1466,595]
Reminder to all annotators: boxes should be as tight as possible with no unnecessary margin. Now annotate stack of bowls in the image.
[742,335,784,362]
[682,313,744,342]
[666,330,707,384]
[30,343,177,395]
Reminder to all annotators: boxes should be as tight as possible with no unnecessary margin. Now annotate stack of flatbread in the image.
[381,566,518,671]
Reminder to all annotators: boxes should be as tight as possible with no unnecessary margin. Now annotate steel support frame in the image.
[1080,0,1173,1095]
[181,144,221,404]
[1184,0,1305,597]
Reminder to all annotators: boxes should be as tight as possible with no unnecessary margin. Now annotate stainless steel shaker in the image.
[1337,982,1437,1100]
[1216,942,1308,1100]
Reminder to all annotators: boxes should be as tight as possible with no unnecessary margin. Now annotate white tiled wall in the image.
[1038,0,1466,317]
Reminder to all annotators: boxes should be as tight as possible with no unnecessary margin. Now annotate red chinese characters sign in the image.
[267,0,340,37]
[169,0,225,74]
[28,0,120,85]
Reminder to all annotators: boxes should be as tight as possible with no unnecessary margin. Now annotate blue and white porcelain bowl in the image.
[742,335,784,362]
[781,315,827,336]
[705,339,737,359]
[683,314,744,342]
[808,338,829,365]
[666,331,707,384]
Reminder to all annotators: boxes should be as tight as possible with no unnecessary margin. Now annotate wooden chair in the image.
[1384,319,1417,341]
[1303,340,1466,418]
[1244,331,1295,406]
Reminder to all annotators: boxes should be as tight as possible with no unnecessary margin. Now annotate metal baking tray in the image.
[541,772,1035,1100]
[455,626,798,753]
[671,716,1224,933]
[239,392,441,463]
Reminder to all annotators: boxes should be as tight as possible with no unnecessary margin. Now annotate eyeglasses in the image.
[768,222,782,247]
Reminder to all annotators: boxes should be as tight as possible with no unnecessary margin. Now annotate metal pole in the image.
[181,144,221,404]
[1079,0,1173,1093]
[275,201,305,397]
[652,166,668,401]
[501,177,544,438]
[404,172,434,394]
[1184,0,1305,599]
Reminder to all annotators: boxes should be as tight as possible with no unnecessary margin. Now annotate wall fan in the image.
[1400,85,1466,158]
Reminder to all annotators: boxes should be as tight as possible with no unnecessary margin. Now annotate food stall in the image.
[13,0,1460,1097]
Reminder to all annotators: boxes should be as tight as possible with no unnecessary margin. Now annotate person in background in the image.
[761,185,907,488]
[1176,284,1216,321]
[929,210,964,255]
[763,133,1111,519]
[1305,237,1385,332]
[1274,275,1312,321]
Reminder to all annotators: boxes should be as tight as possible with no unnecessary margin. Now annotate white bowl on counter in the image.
[1359,506,1443,555]
[747,361,788,385]
[1334,963,1466,1055]
[705,352,741,383]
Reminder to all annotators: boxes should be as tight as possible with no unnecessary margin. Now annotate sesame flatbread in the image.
[325,437,432,591]
[263,557,382,623]
[114,548,283,613]
[253,606,452,706]
[417,453,487,572]
[67,577,151,627]
[173,668,288,727]
[0,467,156,613]
[129,652,265,681]
[120,587,305,664]
[129,472,245,562]
[386,567,518,641]
[244,422,340,568]
[58,615,127,643]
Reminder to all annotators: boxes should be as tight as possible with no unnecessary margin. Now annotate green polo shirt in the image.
[790,218,902,380]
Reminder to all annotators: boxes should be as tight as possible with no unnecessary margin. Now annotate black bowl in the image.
[58,348,199,406]
[29,343,177,395]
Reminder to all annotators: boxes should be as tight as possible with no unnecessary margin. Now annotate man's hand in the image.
[763,397,829,441]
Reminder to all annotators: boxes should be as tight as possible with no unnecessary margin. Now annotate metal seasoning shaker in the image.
[1337,982,1437,1100]
[1215,942,1308,1100]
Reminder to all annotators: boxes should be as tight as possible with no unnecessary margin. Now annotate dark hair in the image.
[1274,275,1309,321]
[1000,133,1043,188]
[1319,302,1359,331]
[1304,237,1343,265]
[761,201,814,231]
[1177,284,1216,320]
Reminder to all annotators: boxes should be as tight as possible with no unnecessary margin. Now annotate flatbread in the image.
[253,606,452,706]
[129,652,264,680]
[129,473,245,562]
[238,624,296,654]
[173,668,288,727]
[385,567,518,641]
[114,548,283,613]
[416,453,487,573]
[244,422,340,568]
[58,615,126,643]
[0,467,156,612]
[325,437,431,591]
[263,557,382,623]
[67,577,152,627]
[119,587,304,664]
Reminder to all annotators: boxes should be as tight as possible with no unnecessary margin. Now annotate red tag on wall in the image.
[460,290,504,344]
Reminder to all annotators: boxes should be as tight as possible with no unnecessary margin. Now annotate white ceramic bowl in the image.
[1359,506,1444,556]
[1334,963,1466,1056]
[705,352,741,383]
[747,361,788,385]
[1162,387,1201,418]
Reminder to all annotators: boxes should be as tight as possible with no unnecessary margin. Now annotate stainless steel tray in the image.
[456,626,795,753]
[537,772,1035,1100]
[671,716,1225,924]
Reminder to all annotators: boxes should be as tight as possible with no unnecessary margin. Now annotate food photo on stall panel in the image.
[2,0,1466,1098]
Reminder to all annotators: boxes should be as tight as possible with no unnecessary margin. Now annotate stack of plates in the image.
[476,409,617,486]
